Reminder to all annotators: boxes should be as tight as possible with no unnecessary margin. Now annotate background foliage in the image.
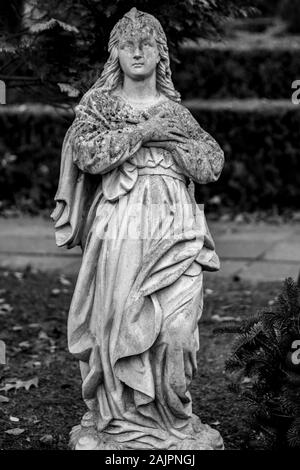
[222,278,300,449]
[0,107,70,212]
[175,45,300,100]
[278,0,300,34]
[0,0,260,104]
[192,103,300,213]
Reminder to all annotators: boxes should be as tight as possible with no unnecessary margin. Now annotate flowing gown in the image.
[52,89,225,449]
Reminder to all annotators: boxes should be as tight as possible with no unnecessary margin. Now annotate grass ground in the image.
[0,268,281,450]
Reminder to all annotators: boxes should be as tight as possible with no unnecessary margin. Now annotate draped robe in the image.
[52,89,225,449]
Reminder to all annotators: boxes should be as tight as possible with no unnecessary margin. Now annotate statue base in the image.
[69,413,224,450]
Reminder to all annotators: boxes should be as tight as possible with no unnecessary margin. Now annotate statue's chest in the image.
[105,100,173,130]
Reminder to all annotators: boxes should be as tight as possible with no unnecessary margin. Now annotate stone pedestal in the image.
[70,412,224,451]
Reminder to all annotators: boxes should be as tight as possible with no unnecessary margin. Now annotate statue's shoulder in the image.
[164,100,195,120]
[75,88,118,119]
[79,88,111,108]
[165,100,200,134]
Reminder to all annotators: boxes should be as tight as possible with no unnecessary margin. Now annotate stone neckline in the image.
[112,91,170,113]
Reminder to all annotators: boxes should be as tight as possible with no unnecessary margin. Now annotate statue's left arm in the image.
[147,104,225,184]
[173,105,224,184]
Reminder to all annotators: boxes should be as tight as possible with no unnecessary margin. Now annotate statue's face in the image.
[118,32,160,81]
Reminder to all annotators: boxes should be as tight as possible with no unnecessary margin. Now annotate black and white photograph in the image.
[0,0,299,457]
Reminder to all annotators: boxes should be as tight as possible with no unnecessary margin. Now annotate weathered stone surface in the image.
[52,8,224,450]
[69,414,224,450]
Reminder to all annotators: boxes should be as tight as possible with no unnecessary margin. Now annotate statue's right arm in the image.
[71,90,148,175]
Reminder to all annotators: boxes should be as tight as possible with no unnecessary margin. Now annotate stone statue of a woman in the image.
[52,8,225,450]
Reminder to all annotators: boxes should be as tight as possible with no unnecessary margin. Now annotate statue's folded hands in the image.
[140,110,189,143]
[143,108,224,184]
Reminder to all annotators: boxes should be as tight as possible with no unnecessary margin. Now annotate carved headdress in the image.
[90,8,180,102]
[108,7,168,50]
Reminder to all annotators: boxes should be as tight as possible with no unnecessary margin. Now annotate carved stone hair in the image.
[90,7,181,102]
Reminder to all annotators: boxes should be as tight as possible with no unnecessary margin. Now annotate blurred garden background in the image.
[0,0,300,219]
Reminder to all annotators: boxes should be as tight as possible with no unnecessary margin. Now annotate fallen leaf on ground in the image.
[13,272,23,280]
[0,304,13,315]
[0,395,9,403]
[205,289,214,295]
[0,376,39,393]
[12,325,23,331]
[59,275,71,286]
[18,341,31,349]
[28,323,40,329]
[38,330,50,341]
[9,416,19,422]
[51,288,61,296]
[40,434,53,444]
[5,428,25,435]
[241,377,252,384]
[221,305,232,311]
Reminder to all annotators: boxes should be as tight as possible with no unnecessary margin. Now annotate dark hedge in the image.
[3,42,300,103]
[0,106,71,212]
[174,45,300,100]
[0,101,300,213]
[279,0,300,34]
[189,100,300,211]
